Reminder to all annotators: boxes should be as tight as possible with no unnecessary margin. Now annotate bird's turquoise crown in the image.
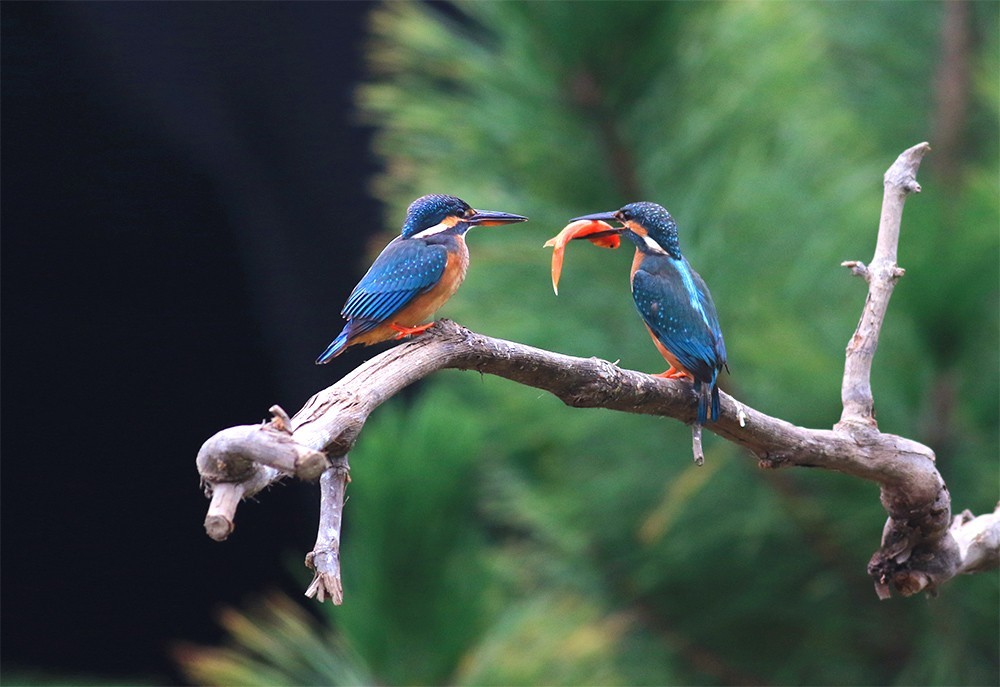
[401,194,471,238]
[619,201,682,258]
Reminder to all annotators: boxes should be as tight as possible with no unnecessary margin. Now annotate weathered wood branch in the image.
[304,456,350,604]
[196,406,328,541]
[838,143,923,427]
[196,143,999,602]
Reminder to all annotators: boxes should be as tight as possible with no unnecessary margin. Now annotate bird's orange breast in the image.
[630,247,644,283]
[347,238,469,347]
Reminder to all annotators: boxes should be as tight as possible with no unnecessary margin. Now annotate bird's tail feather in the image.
[695,374,721,425]
[695,380,708,426]
[315,329,350,364]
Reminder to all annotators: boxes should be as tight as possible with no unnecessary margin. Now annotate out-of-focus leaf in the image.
[174,594,373,686]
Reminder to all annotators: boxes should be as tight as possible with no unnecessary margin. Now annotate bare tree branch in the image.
[195,143,999,601]
[839,142,926,427]
[196,406,328,542]
[304,457,350,604]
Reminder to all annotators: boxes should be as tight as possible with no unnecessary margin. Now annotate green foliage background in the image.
[182,2,998,685]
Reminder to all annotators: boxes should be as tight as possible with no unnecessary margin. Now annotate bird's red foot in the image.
[390,322,436,339]
[653,366,693,381]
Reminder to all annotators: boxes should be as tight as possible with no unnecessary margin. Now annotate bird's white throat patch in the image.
[641,234,668,254]
[411,215,460,239]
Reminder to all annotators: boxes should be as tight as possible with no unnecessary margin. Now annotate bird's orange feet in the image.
[390,322,436,339]
[653,366,694,381]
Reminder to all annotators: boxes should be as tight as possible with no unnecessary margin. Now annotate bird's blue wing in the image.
[340,236,448,335]
[631,259,726,383]
[686,264,727,367]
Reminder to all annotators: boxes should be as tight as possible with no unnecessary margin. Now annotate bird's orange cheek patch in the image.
[543,220,620,294]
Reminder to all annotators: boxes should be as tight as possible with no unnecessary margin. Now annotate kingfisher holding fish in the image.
[546,202,727,425]
[316,194,527,362]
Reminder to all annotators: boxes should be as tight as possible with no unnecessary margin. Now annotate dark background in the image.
[2,3,381,682]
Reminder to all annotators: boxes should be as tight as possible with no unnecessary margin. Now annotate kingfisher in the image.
[316,194,527,363]
[562,202,727,424]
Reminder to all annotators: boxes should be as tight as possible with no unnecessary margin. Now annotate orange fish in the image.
[543,219,620,294]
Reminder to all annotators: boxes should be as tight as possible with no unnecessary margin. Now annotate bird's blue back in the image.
[631,253,727,383]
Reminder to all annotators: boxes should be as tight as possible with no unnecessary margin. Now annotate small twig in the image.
[201,466,282,541]
[204,483,245,541]
[736,403,748,428]
[304,457,351,604]
[839,142,930,428]
[840,260,870,281]
[951,504,1000,575]
[269,404,293,433]
[691,425,705,466]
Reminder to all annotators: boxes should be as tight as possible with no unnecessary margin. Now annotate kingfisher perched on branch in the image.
[316,194,527,363]
[550,202,727,425]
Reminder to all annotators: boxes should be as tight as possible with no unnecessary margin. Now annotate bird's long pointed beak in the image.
[570,210,619,223]
[565,211,623,241]
[467,209,529,226]
[563,227,621,241]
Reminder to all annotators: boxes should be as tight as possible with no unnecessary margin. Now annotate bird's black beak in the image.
[570,210,620,223]
[564,210,625,241]
[467,209,529,226]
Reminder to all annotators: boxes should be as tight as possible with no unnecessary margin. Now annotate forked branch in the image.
[195,143,998,602]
